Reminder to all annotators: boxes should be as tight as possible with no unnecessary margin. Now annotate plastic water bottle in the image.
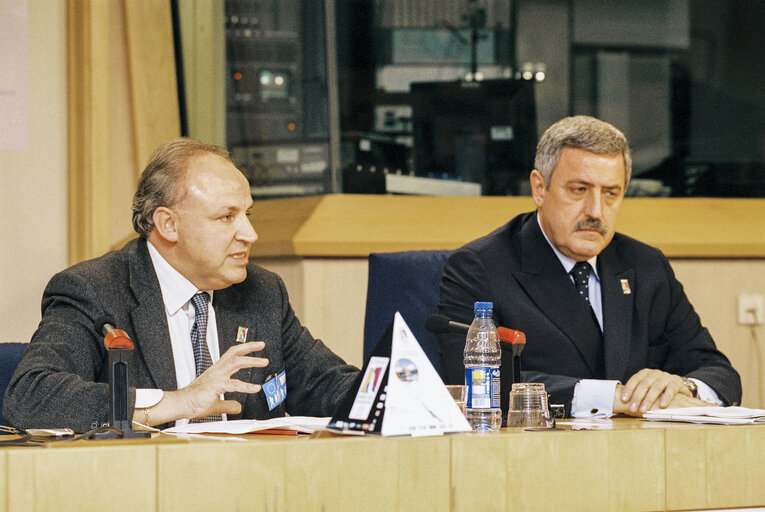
[464,301,502,431]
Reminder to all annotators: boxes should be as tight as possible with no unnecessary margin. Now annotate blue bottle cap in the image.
[474,301,493,312]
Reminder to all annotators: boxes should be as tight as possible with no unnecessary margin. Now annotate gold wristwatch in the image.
[683,377,698,398]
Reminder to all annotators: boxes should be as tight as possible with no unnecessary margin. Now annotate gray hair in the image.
[534,116,632,187]
[132,138,233,237]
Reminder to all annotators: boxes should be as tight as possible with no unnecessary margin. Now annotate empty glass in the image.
[445,384,468,416]
[507,382,552,428]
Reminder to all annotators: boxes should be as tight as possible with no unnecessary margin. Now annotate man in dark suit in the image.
[4,138,358,432]
[438,116,741,418]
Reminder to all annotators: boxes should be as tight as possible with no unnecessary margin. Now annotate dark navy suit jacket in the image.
[4,238,358,432]
[437,212,741,415]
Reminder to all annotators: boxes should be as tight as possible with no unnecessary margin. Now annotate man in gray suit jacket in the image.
[437,116,741,418]
[4,138,358,432]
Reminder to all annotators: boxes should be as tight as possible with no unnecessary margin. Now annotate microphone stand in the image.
[498,327,525,385]
[93,326,150,439]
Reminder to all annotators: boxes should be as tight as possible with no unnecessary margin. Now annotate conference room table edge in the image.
[2,418,763,512]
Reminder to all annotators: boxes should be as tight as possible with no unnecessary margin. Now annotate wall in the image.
[672,260,765,408]
[0,1,68,343]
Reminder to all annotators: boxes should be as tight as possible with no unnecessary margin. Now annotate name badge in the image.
[263,370,287,411]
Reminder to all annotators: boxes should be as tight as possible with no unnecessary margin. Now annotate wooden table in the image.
[2,419,763,511]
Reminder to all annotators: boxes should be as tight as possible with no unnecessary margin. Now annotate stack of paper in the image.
[643,406,765,425]
[162,416,331,435]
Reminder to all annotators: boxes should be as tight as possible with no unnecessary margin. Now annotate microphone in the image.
[425,313,526,383]
[92,317,149,439]
[95,317,135,350]
[425,314,526,345]
[424,313,470,336]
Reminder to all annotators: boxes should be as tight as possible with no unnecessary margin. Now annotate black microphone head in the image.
[424,314,451,334]
[94,316,116,336]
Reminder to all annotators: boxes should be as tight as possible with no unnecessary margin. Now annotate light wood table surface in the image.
[2,418,763,511]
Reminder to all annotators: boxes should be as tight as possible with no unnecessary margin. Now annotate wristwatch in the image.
[683,377,698,398]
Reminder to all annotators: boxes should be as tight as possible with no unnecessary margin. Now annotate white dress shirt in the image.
[535,214,720,417]
[135,241,225,426]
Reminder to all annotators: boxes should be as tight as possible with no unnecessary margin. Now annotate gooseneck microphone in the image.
[424,313,470,336]
[425,313,526,384]
[92,316,150,439]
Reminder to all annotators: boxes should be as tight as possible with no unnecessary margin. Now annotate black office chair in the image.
[0,343,28,426]
[363,250,452,378]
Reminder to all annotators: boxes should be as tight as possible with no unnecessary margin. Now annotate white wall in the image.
[0,1,68,342]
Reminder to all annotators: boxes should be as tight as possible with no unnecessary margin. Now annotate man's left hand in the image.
[615,369,692,416]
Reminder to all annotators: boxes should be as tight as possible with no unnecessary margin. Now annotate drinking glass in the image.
[507,382,552,428]
[445,384,467,416]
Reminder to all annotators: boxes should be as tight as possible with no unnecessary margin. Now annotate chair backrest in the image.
[0,342,28,426]
[363,250,452,377]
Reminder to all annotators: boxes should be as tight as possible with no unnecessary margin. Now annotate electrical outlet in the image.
[737,293,764,325]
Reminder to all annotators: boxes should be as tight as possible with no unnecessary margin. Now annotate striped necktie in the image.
[189,291,222,423]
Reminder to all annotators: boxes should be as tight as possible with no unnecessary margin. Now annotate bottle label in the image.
[465,367,500,409]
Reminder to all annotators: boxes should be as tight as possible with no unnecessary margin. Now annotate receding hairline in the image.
[168,151,250,210]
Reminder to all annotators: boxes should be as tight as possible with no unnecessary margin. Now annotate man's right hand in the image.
[137,341,268,426]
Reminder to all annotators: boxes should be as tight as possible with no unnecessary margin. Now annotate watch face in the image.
[684,378,698,397]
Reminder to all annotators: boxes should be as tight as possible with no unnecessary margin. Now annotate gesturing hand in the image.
[613,369,692,417]
[146,341,269,424]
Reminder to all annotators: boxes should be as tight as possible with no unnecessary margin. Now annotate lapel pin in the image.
[236,326,249,343]
[620,279,632,295]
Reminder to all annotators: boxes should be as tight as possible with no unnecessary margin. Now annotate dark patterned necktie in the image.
[571,261,592,304]
[189,291,222,423]
[571,261,602,332]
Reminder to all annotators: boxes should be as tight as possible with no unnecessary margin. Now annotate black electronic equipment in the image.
[225,0,333,197]
[410,78,537,196]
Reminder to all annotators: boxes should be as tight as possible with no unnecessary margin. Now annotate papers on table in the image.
[162,416,331,435]
[643,406,765,425]
[556,419,615,430]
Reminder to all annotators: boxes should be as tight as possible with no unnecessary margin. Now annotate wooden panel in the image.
[6,444,156,511]
[0,451,5,512]
[450,434,513,511]
[3,422,764,511]
[703,425,765,508]
[617,198,765,257]
[451,429,665,512]
[665,424,765,510]
[607,429,665,511]
[665,427,708,511]
[250,195,765,258]
[157,441,286,511]
[283,436,451,511]
[123,0,181,170]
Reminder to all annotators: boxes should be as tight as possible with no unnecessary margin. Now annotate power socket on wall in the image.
[737,293,764,325]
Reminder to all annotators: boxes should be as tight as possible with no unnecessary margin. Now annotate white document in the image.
[643,406,765,425]
[380,312,472,437]
[162,416,331,435]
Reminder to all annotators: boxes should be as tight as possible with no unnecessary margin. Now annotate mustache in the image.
[575,218,607,234]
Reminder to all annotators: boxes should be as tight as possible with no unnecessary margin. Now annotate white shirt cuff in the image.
[691,378,723,405]
[571,379,620,418]
[135,388,164,409]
